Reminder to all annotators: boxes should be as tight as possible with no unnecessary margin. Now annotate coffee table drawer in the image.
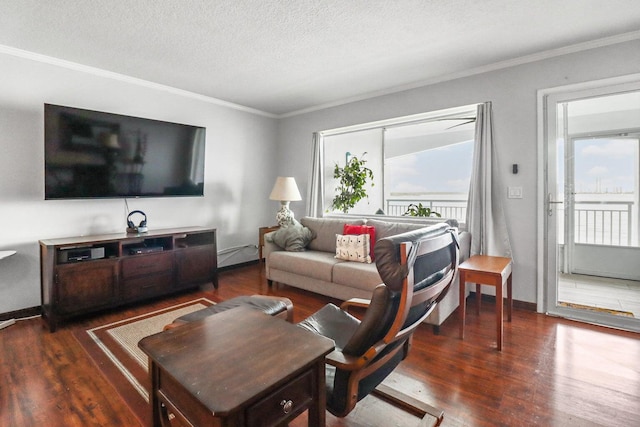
[157,370,210,427]
[246,370,313,426]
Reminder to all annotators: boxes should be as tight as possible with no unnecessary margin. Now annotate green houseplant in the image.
[331,153,374,213]
[403,203,441,218]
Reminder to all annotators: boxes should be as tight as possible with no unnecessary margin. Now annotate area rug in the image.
[76,297,441,427]
[558,301,635,318]
[75,298,215,426]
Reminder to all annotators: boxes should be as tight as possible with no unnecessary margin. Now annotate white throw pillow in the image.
[335,234,371,263]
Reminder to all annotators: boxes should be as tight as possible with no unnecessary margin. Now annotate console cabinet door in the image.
[175,245,216,288]
[55,260,118,314]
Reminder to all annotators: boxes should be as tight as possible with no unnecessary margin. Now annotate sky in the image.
[386,135,637,199]
[558,138,640,194]
[567,137,637,194]
[385,140,474,196]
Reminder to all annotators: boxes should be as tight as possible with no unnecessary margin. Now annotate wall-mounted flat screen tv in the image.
[44,104,206,199]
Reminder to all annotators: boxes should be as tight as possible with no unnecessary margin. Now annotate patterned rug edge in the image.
[73,298,216,426]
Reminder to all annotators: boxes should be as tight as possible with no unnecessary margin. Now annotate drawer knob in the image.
[280,399,293,414]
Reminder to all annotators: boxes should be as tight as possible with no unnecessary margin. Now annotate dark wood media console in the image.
[39,226,217,332]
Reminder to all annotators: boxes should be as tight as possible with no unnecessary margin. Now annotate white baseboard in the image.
[0,319,16,330]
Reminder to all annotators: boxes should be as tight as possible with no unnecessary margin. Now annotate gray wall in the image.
[1,38,638,315]
[0,51,278,314]
[277,39,640,304]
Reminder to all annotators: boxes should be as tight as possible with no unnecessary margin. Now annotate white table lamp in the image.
[269,177,302,226]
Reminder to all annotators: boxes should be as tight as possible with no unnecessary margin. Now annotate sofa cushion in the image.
[269,250,341,282]
[332,261,382,292]
[366,219,428,240]
[301,217,364,252]
[335,234,371,263]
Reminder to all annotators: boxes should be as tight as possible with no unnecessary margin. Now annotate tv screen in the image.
[44,104,206,199]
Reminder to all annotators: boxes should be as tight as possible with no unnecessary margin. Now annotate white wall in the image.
[277,39,640,305]
[0,51,278,314]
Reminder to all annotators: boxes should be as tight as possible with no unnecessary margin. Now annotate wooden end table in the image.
[459,255,513,351]
[259,225,280,262]
[139,306,334,427]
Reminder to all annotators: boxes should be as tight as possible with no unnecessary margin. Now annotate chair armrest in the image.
[325,340,395,371]
[325,349,364,370]
[340,298,371,311]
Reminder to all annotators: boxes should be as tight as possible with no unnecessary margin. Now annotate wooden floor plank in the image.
[1,262,639,426]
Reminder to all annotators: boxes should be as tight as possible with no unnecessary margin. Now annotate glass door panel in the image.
[569,136,639,278]
[545,86,640,332]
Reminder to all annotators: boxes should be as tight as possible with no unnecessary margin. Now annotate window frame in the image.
[319,103,478,220]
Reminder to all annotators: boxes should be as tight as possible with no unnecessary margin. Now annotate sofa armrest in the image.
[263,231,283,258]
[457,231,471,263]
[263,231,284,279]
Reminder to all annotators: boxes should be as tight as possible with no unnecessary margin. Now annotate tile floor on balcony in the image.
[558,273,640,318]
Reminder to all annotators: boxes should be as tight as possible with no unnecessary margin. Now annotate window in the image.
[320,105,477,221]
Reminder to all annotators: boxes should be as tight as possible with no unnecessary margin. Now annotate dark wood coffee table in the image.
[139,306,334,427]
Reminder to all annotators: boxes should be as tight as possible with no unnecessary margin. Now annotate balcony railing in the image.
[573,201,635,246]
[386,197,638,247]
[385,198,467,222]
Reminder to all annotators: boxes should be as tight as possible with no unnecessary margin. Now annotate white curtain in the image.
[466,102,512,257]
[306,132,324,217]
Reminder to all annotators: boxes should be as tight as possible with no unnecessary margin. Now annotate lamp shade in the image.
[269,177,302,201]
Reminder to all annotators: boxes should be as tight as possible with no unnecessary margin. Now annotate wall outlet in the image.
[508,186,523,199]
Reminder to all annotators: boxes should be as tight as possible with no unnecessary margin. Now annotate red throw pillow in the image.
[343,224,376,261]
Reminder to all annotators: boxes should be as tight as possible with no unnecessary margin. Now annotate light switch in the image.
[508,186,522,199]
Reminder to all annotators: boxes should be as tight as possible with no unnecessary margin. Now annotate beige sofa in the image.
[264,216,470,331]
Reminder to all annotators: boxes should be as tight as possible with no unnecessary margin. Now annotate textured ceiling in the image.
[1,1,640,116]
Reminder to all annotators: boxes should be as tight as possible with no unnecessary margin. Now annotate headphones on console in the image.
[126,210,148,234]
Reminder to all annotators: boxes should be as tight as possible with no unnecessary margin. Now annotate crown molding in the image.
[278,30,640,118]
[0,44,277,119]
[2,28,639,121]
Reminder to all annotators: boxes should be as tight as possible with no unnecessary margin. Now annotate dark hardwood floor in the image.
[1,263,639,426]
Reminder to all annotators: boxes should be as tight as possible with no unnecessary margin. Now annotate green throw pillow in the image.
[268,223,316,252]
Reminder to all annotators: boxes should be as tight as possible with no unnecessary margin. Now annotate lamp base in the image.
[276,202,295,227]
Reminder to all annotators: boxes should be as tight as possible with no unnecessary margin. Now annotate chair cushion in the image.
[175,295,292,323]
[374,223,451,291]
[297,303,360,352]
[342,284,394,356]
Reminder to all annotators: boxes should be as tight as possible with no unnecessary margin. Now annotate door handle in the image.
[547,193,563,216]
